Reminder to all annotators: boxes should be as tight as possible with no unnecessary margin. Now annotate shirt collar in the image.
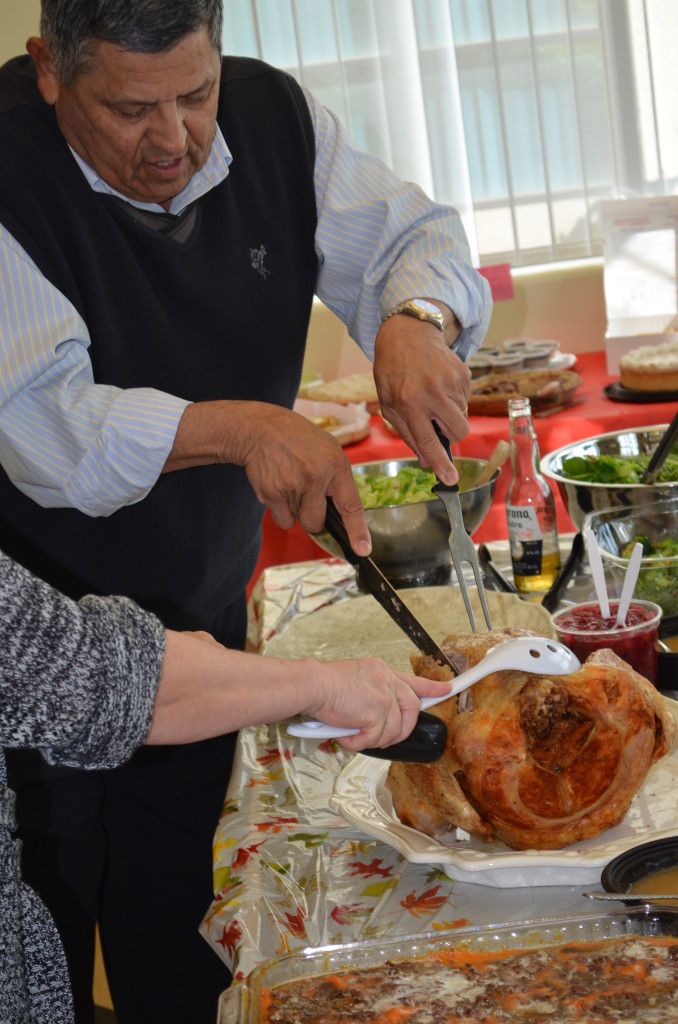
[69,125,233,215]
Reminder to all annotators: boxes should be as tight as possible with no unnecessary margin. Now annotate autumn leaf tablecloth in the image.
[199,560,595,983]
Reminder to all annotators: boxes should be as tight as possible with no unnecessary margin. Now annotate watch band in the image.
[383,298,446,334]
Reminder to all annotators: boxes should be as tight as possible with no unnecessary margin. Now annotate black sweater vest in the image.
[0,55,318,638]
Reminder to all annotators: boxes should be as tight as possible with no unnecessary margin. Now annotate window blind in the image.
[224,0,677,268]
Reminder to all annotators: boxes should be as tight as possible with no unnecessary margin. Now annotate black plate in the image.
[658,614,678,692]
[658,651,677,692]
[604,381,678,404]
[602,836,678,894]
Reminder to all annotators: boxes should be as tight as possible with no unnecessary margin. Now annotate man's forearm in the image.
[163,399,248,473]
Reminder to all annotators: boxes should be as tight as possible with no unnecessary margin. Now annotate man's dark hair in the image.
[40,0,223,84]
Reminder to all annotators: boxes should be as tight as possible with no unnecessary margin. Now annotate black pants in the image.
[7,734,236,1023]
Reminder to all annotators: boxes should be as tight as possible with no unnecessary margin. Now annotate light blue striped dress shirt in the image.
[0,88,491,517]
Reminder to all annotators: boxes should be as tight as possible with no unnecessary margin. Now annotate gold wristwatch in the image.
[382,298,446,334]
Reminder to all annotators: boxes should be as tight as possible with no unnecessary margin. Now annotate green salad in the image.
[561,449,678,484]
[621,534,678,615]
[354,466,437,508]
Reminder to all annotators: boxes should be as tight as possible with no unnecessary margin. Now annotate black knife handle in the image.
[324,497,359,564]
[362,711,448,762]
[432,421,459,495]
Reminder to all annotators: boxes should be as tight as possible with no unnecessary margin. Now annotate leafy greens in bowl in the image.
[310,457,499,584]
[354,466,436,508]
[583,497,678,616]
[561,450,678,485]
[541,425,678,530]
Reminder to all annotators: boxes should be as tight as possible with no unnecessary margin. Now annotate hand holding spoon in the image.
[288,637,580,739]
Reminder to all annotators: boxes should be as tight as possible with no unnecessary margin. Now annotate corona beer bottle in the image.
[505,397,561,593]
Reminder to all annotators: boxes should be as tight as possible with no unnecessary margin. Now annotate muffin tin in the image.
[469,338,561,376]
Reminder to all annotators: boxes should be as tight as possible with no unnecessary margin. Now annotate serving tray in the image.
[219,907,678,1023]
[468,368,582,416]
[604,381,678,404]
[330,705,678,887]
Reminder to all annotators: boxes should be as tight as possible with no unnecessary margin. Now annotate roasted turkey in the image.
[386,629,676,851]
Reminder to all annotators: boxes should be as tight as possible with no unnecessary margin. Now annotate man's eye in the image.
[184,94,208,106]
[119,108,146,121]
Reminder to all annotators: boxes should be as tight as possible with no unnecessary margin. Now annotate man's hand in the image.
[374,302,471,484]
[164,400,372,556]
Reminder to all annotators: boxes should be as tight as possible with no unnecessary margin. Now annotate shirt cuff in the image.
[63,389,190,517]
[380,261,492,361]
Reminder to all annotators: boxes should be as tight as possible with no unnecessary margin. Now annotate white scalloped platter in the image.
[331,705,678,888]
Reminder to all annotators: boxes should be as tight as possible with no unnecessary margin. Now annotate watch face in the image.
[382,299,445,332]
[412,299,441,316]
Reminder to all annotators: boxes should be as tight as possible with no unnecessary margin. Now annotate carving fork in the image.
[432,423,493,632]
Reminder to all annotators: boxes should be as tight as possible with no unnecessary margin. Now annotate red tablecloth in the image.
[247,351,678,596]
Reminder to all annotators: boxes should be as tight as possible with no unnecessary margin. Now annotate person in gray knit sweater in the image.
[0,549,447,1022]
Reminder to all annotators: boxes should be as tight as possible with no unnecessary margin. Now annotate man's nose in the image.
[147,103,187,152]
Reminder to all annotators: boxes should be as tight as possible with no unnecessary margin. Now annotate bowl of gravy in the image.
[602,836,678,904]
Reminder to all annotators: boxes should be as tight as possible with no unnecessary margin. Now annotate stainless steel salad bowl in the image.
[541,425,678,531]
[312,457,499,583]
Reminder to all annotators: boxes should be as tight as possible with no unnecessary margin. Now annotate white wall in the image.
[304,258,607,381]
[2,0,40,64]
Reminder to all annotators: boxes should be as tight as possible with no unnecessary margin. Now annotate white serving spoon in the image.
[475,439,510,486]
[585,527,611,619]
[287,636,581,739]
[615,541,643,629]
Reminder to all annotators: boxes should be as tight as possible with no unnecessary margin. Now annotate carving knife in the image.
[307,497,453,762]
[322,497,455,673]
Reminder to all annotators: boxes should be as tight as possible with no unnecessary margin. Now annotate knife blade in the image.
[322,498,455,672]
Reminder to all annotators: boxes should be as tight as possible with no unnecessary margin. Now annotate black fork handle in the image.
[432,421,459,494]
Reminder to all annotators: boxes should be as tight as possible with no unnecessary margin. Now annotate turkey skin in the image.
[386,630,676,851]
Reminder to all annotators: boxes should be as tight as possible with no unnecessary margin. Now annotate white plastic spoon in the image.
[287,636,581,739]
[615,541,643,629]
[585,527,611,619]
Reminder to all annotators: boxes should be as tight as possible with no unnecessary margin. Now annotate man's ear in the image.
[26,37,61,105]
